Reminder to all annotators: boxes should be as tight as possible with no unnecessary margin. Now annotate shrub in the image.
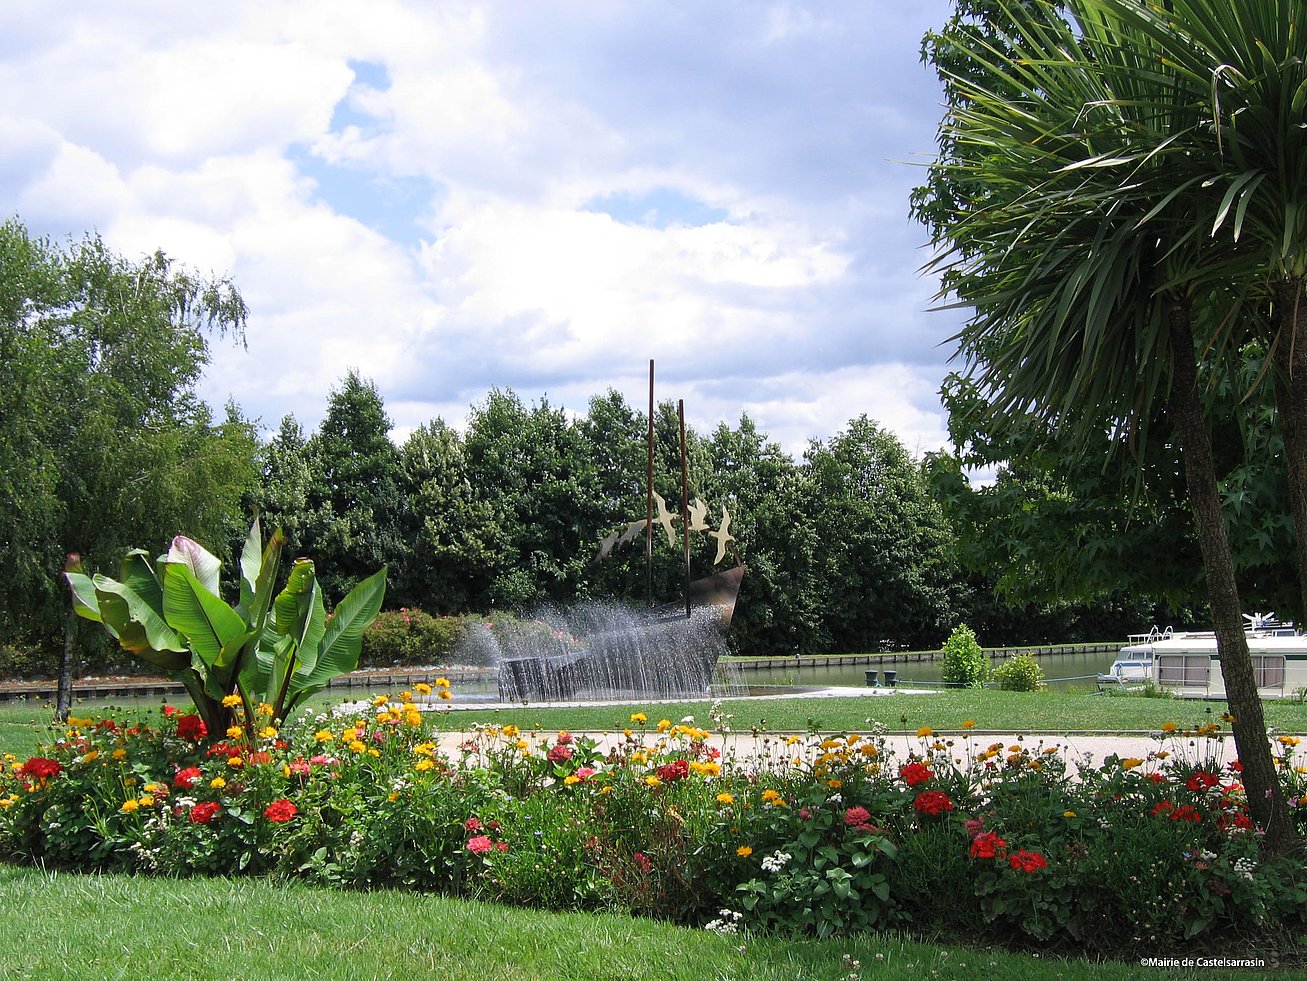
[940,624,988,688]
[360,609,468,667]
[993,653,1046,692]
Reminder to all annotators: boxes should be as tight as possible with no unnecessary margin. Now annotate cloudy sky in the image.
[1,1,963,457]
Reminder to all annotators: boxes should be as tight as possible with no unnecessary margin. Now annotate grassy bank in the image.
[0,865,1272,981]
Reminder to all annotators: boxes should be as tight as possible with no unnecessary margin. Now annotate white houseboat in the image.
[1098,615,1306,698]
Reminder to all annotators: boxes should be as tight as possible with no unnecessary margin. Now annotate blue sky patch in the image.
[584,188,729,229]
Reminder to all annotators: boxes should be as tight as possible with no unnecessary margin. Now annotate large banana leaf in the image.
[269,559,324,707]
[237,518,263,616]
[161,563,247,674]
[65,572,104,624]
[67,570,189,672]
[287,567,386,709]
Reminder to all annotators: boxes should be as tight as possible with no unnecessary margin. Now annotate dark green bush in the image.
[940,624,988,687]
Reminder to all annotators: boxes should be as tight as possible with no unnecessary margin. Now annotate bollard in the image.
[865,669,878,688]
[884,670,898,687]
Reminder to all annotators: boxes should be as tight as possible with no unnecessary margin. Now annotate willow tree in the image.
[914,0,1302,851]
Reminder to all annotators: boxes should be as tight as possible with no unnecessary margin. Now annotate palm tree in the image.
[914,0,1302,852]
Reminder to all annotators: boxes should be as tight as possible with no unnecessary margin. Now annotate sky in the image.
[1,0,964,459]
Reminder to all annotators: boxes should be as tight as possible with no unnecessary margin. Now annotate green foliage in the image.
[940,624,988,687]
[0,219,256,654]
[993,654,1046,693]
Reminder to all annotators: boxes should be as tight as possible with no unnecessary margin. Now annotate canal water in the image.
[742,648,1119,693]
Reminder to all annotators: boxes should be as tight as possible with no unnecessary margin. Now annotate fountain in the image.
[461,567,746,703]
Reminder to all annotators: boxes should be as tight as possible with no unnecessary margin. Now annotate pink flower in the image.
[963,816,986,840]
[656,759,689,781]
[843,806,872,827]
[467,835,494,855]
[633,852,653,873]
[547,744,573,764]
[556,731,574,745]
[465,817,483,832]
[574,767,598,781]
[288,759,311,777]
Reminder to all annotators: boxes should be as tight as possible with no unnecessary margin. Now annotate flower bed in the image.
[1,696,1304,957]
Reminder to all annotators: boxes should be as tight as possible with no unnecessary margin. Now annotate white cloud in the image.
[1,0,963,461]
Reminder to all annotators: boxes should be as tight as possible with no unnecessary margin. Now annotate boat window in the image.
[1157,654,1208,687]
[1252,655,1286,688]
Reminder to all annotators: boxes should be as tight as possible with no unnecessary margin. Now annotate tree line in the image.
[3,217,1206,678]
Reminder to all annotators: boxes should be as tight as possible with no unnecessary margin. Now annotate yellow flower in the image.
[827,779,843,789]
[861,744,878,757]
[256,702,274,717]
[630,712,648,724]
[227,756,244,769]
[1277,736,1301,747]
[314,730,334,743]
[227,726,244,740]
[645,775,661,787]
[349,740,367,754]
[139,795,155,807]
[785,734,800,746]
[259,726,278,740]
[414,759,435,772]
[435,677,450,688]
[657,719,671,732]
[716,792,735,805]
[404,712,423,727]
[1221,712,1236,723]
[368,748,380,758]
[342,728,358,741]
[399,691,413,703]
[631,750,647,764]
[502,725,519,738]
[917,726,933,738]
[210,777,226,789]
[516,740,530,751]
[415,683,432,696]
[737,846,753,857]
[1161,721,1178,733]
[438,690,452,701]
[143,783,162,793]
[0,799,12,809]
[962,720,976,729]
[373,695,389,707]
[282,764,292,778]
[760,789,782,803]
[388,791,400,802]
[600,785,612,795]
[563,775,580,786]
[413,742,435,756]
[221,694,242,708]
[81,750,99,763]
[120,799,140,813]
[1064,810,1076,818]
[1122,758,1143,770]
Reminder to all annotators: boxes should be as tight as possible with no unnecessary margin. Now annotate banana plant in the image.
[65,518,386,740]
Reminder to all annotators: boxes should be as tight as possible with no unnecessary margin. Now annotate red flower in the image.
[263,799,297,822]
[969,831,1008,860]
[1229,760,1243,773]
[1170,804,1202,823]
[175,715,208,741]
[1186,771,1219,792]
[899,762,934,787]
[465,817,483,832]
[656,759,689,782]
[496,842,508,852]
[556,731,574,746]
[19,757,62,781]
[246,752,271,766]
[633,851,653,873]
[162,704,178,717]
[190,801,221,824]
[1151,801,1175,818]
[547,744,573,764]
[1217,812,1254,833]
[288,759,311,777]
[467,835,494,855]
[1008,849,1048,873]
[913,790,954,816]
[173,766,204,789]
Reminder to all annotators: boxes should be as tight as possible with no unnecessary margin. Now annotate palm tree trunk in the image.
[1271,280,1307,624]
[1168,307,1299,854]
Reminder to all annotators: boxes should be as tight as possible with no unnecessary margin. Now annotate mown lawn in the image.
[0,865,1276,981]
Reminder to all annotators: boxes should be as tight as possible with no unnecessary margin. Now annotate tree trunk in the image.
[1169,308,1299,855]
[56,553,80,722]
[1271,280,1307,623]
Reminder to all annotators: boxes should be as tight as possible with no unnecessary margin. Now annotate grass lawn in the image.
[2,688,1305,759]
[0,864,1273,981]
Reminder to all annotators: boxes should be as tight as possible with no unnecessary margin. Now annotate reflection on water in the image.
[742,649,1118,693]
